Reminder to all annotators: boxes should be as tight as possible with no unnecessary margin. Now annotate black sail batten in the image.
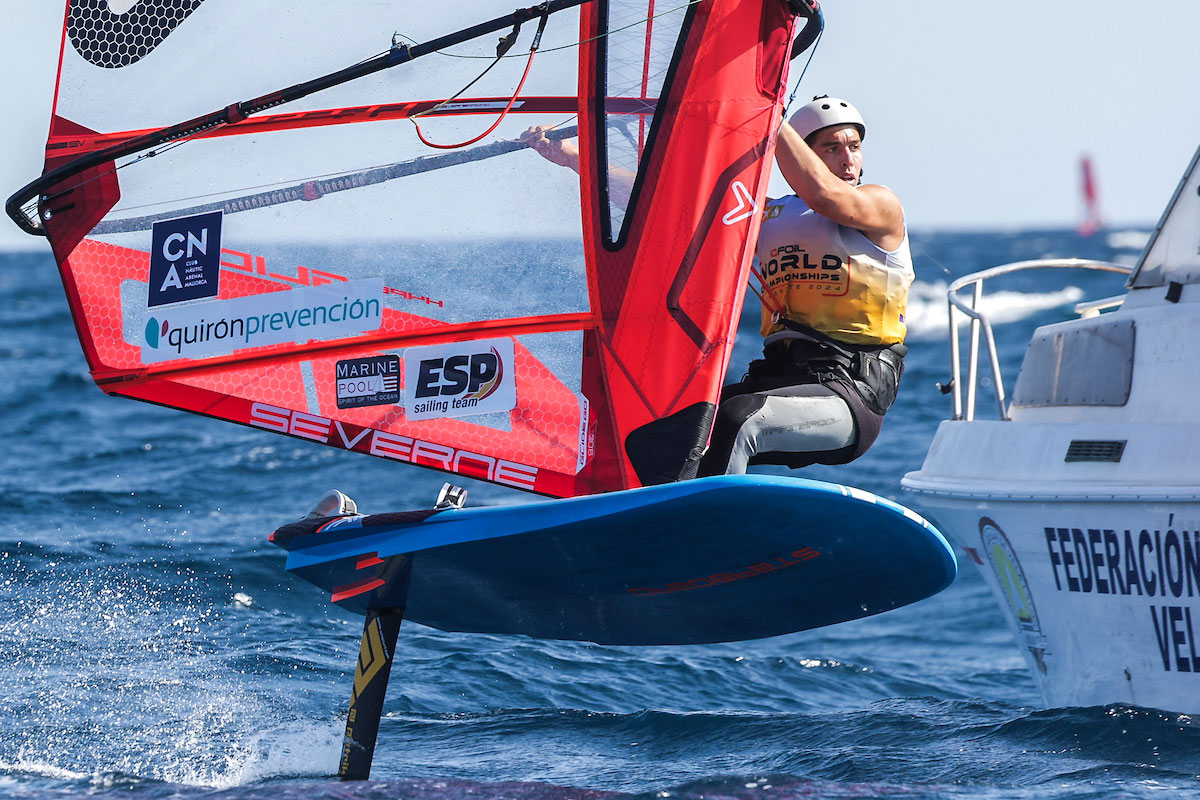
[6,0,593,236]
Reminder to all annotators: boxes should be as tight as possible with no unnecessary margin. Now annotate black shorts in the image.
[698,338,904,474]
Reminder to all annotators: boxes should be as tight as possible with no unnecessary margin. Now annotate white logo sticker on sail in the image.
[404,338,517,421]
[140,278,383,363]
[576,394,591,473]
[436,101,526,112]
[721,180,758,225]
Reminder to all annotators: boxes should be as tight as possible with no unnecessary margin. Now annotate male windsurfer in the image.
[698,95,913,475]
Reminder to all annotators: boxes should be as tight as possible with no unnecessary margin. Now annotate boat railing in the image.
[946,258,1133,421]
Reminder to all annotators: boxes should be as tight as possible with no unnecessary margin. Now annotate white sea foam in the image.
[904,280,1086,341]
[0,759,87,782]
[167,719,343,788]
[1106,229,1151,251]
[0,554,344,790]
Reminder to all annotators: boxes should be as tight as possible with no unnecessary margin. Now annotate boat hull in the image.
[904,485,1200,712]
[904,144,1200,714]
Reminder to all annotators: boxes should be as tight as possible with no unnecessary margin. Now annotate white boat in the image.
[902,145,1200,713]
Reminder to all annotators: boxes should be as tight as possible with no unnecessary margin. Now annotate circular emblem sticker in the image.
[980,517,1051,673]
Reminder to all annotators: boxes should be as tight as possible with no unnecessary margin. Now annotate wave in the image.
[904,280,1086,341]
[1106,230,1151,252]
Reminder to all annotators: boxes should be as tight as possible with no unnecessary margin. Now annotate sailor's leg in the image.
[701,384,856,475]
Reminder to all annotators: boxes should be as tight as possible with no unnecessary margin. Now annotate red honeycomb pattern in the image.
[65,238,149,370]
[67,237,586,474]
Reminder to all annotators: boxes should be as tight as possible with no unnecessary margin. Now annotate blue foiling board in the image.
[270,475,957,645]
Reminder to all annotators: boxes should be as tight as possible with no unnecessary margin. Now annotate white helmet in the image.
[788,95,865,141]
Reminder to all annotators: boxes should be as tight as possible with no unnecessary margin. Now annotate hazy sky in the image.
[2,0,1198,251]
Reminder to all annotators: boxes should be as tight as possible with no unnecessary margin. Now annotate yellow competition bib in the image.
[756,195,913,345]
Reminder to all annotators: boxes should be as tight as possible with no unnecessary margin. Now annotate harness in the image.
[753,320,906,415]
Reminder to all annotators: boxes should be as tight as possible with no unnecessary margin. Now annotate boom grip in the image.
[789,0,823,59]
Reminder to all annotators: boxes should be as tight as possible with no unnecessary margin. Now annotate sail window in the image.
[600,0,693,243]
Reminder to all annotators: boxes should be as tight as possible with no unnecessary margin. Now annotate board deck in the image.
[271,475,957,645]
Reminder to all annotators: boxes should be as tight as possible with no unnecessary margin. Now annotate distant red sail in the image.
[1077,154,1103,237]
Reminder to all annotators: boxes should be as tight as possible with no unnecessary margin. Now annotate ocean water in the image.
[3,229,1198,800]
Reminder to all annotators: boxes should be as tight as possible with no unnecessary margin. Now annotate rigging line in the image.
[746,281,767,306]
[124,136,196,167]
[526,0,699,54]
[41,122,218,206]
[350,49,391,69]
[68,22,561,219]
[94,108,622,224]
[411,58,505,118]
[783,28,823,118]
[749,262,785,316]
[392,0,701,59]
[408,18,519,121]
[51,96,591,158]
[411,8,550,149]
[7,0,593,236]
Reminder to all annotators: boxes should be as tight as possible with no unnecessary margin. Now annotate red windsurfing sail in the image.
[10,0,812,498]
[1077,154,1103,237]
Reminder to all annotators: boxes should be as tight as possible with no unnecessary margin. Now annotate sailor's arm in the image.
[520,124,581,172]
[520,124,635,209]
[775,122,905,250]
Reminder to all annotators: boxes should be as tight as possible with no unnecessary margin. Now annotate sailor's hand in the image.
[520,124,579,170]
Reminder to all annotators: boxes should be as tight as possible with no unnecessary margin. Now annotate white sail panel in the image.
[56,1,582,130]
